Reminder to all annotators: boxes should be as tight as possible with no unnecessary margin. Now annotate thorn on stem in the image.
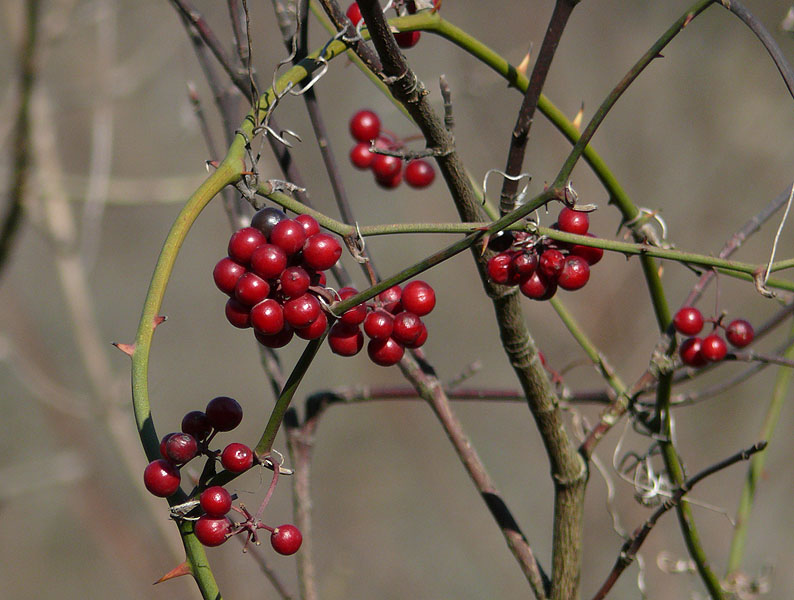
[153,561,192,584]
[112,342,135,357]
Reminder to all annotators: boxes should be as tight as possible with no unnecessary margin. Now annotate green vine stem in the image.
[726,321,794,574]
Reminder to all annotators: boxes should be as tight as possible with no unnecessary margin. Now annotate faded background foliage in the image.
[1,1,793,598]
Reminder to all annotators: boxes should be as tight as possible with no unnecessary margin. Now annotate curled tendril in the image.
[482,168,532,208]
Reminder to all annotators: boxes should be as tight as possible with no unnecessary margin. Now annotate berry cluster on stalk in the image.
[329,280,436,367]
[486,206,603,300]
[142,396,302,554]
[348,109,436,189]
[673,306,754,366]
[214,207,342,347]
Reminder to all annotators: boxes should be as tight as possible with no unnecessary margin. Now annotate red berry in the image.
[346,3,362,27]
[251,299,285,335]
[221,442,254,473]
[510,251,538,280]
[557,207,590,235]
[350,142,375,169]
[295,311,328,340]
[328,322,364,356]
[250,243,288,279]
[295,214,321,237]
[372,154,402,182]
[205,396,243,432]
[367,337,405,366]
[182,410,212,441]
[234,272,271,306]
[255,324,295,348]
[349,109,381,142]
[271,524,302,555]
[519,270,557,301]
[165,432,198,464]
[557,255,590,291]
[401,280,435,316]
[280,266,311,298]
[302,233,343,271]
[194,515,231,547]
[338,287,368,326]
[673,307,704,336]
[395,30,421,48]
[679,336,707,367]
[538,249,565,282]
[159,432,178,459]
[213,257,246,295]
[283,293,322,329]
[404,159,435,188]
[392,311,424,345]
[228,227,267,265]
[225,298,251,329]
[378,285,402,313]
[251,207,288,237]
[700,334,727,362]
[487,252,514,285]
[200,486,233,517]
[726,319,754,347]
[375,169,403,189]
[404,322,428,349]
[363,309,394,340]
[270,220,307,256]
[143,459,181,497]
[569,234,604,266]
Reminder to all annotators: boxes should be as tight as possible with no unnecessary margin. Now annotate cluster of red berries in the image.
[328,280,436,366]
[486,207,603,300]
[214,207,342,347]
[348,109,436,189]
[346,1,440,49]
[142,396,302,554]
[673,306,754,366]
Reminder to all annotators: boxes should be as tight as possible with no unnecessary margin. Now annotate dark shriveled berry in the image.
[205,396,243,432]
[182,410,212,441]
[251,207,288,237]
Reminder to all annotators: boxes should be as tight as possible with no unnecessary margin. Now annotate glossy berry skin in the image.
[182,410,212,441]
[372,154,402,182]
[679,336,707,367]
[569,234,604,266]
[271,524,303,555]
[700,334,728,362]
[200,486,233,517]
[338,287,368,326]
[538,249,565,282]
[328,322,364,356]
[401,281,435,316]
[144,459,181,497]
[283,294,322,329]
[404,322,428,348]
[213,257,246,295]
[510,252,538,280]
[395,30,421,48]
[350,142,375,170]
[378,285,402,313]
[726,319,754,347]
[345,2,362,25]
[165,433,198,464]
[364,309,394,340]
[205,396,243,432]
[250,299,284,335]
[194,515,231,547]
[487,252,514,285]
[519,271,557,301]
[375,169,403,189]
[255,325,294,348]
[251,207,288,237]
[404,159,435,188]
[302,233,343,271]
[221,442,255,473]
[159,432,178,459]
[270,220,307,256]
[367,337,405,366]
[228,227,267,265]
[557,207,590,235]
[234,272,270,306]
[487,231,515,253]
[673,307,704,336]
[295,214,321,238]
[295,311,328,340]
[250,243,288,279]
[225,298,251,329]
[349,109,381,142]
[280,266,311,298]
[557,256,590,291]
[392,312,423,345]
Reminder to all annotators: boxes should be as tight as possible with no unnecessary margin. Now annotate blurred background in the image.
[1,1,793,598]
